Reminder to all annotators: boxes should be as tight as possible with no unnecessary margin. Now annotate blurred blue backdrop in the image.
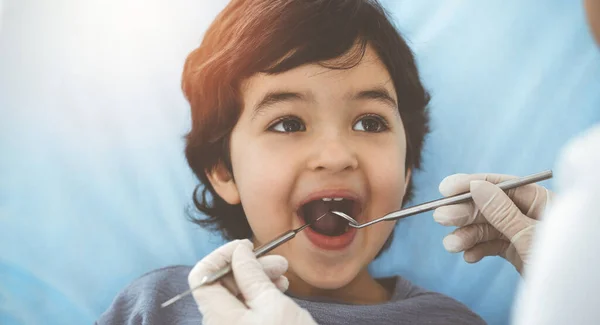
[1,0,599,324]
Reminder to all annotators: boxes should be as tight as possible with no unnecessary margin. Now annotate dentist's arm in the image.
[512,125,600,324]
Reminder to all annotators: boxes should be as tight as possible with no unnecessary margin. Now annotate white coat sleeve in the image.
[511,124,600,325]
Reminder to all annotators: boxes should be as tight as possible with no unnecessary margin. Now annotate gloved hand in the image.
[188,239,318,325]
[433,173,553,274]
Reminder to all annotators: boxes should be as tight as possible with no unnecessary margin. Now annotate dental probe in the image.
[334,170,553,229]
[161,212,334,308]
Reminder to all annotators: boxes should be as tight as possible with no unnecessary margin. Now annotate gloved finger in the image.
[190,278,246,316]
[464,240,524,273]
[443,223,503,253]
[433,202,486,227]
[188,240,251,319]
[439,173,512,196]
[231,243,281,307]
[463,239,510,263]
[440,173,552,220]
[190,239,254,276]
[259,255,289,279]
[470,180,537,240]
[221,254,289,296]
[503,182,552,220]
[273,275,290,292]
[503,244,524,273]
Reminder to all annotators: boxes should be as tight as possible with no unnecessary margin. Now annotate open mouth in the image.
[298,197,361,237]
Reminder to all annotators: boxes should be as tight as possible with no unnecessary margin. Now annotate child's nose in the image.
[306,135,359,173]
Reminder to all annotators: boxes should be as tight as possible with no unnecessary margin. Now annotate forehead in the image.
[240,45,396,104]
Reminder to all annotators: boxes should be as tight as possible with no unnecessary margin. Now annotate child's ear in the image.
[205,163,241,205]
[404,168,412,194]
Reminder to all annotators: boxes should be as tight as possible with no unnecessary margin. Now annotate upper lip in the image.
[295,188,364,222]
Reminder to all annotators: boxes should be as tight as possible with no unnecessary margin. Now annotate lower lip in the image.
[303,223,357,250]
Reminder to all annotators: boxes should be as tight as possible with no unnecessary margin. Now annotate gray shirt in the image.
[96,265,486,325]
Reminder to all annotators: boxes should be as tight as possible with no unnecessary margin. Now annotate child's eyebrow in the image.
[251,90,313,120]
[250,86,398,120]
[346,86,398,112]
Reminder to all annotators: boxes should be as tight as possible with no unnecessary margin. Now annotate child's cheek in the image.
[367,155,407,208]
[239,179,292,245]
[233,142,298,242]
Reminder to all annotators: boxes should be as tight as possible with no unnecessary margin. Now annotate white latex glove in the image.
[433,173,553,274]
[188,239,318,325]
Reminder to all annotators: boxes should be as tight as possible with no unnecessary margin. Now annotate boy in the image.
[97,0,486,324]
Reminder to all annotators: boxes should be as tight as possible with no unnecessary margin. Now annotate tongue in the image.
[301,200,348,237]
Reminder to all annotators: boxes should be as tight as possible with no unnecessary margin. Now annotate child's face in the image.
[209,45,410,290]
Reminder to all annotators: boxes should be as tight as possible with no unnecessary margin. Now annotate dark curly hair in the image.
[181,0,430,256]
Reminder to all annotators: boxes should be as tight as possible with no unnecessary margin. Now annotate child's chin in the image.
[294,264,361,290]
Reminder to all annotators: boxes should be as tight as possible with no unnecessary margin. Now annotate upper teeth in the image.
[322,197,344,202]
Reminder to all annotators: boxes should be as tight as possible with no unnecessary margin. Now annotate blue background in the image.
[1,0,599,324]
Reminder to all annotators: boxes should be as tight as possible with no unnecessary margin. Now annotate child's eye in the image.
[268,116,306,133]
[353,114,389,132]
